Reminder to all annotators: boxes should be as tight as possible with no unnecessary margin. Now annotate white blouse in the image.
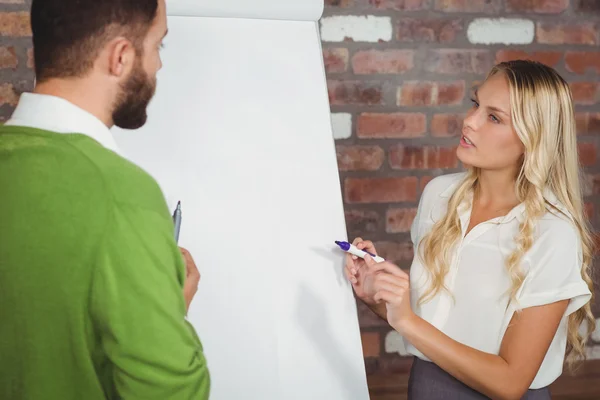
[405,172,592,389]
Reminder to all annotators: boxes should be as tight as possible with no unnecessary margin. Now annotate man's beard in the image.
[112,60,156,130]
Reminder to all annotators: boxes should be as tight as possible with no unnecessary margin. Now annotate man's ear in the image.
[106,37,136,78]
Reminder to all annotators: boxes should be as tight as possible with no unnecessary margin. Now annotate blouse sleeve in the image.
[517,221,592,316]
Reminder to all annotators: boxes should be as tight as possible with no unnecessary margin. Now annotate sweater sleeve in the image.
[89,201,210,399]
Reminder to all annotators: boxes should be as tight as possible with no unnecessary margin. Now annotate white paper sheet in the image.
[167,0,324,21]
[113,9,368,400]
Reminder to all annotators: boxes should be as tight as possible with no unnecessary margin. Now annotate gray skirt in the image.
[408,357,551,400]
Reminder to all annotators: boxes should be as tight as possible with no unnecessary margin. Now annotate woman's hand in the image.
[344,237,379,305]
[363,254,415,333]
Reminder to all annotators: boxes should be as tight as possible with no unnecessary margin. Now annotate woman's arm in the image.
[400,301,567,400]
[365,257,568,400]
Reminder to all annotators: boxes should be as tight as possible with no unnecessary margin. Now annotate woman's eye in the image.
[489,114,500,124]
[470,98,479,108]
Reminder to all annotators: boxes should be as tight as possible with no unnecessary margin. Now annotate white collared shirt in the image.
[4,92,121,155]
[406,172,592,389]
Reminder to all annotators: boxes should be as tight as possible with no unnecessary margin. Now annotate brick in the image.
[589,115,600,135]
[386,208,418,233]
[345,209,380,234]
[357,301,388,328]
[578,142,597,167]
[325,0,353,6]
[592,174,600,195]
[398,81,465,107]
[361,332,381,357]
[566,52,600,75]
[467,18,534,45]
[397,18,463,43]
[431,113,463,137]
[26,48,33,69]
[495,50,562,67]
[323,48,349,73]
[0,46,17,69]
[585,202,593,219]
[320,16,393,43]
[373,241,414,264]
[0,83,19,107]
[575,0,600,12]
[357,113,426,138]
[361,0,430,10]
[434,0,502,13]
[536,22,598,45]
[577,113,600,136]
[345,177,418,203]
[570,83,600,105]
[420,175,435,192]
[592,318,600,342]
[583,173,594,197]
[424,49,492,75]
[506,0,568,14]
[0,12,31,36]
[389,145,458,170]
[328,80,383,105]
[337,145,385,171]
[592,115,600,136]
[352,49,414,74]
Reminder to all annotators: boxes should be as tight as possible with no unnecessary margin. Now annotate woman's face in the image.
[457,73,525,172]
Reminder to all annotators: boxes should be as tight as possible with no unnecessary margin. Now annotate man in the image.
[0,0,210,398]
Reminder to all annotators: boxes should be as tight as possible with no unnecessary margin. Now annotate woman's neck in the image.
[475,168,520,210]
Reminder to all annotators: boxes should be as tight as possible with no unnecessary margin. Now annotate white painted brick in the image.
[331,113,352,140]
[587,345,600,360]
[467,18,534,45]
[385,331,409,356]
[320,16,393,43]
[592,318,600,343]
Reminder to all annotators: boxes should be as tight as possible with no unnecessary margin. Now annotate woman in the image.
[346,60,595,400]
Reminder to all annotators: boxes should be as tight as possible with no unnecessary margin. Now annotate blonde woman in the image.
[346,60,595,400]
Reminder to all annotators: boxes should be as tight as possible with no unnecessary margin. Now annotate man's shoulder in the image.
[0,125,167,213]
[0,125,109,188]
[67,133,169,212]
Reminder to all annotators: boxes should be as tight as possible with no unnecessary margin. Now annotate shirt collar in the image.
[4,93,121,155]
[438,177,570,225]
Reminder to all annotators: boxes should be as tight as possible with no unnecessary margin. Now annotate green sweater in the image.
[0,126,210,399]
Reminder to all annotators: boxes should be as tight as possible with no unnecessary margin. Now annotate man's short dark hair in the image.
[31,0,159,82]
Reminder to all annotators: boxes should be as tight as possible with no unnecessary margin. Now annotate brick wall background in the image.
[0,0,33,122]
[0,0,598,397]
[321,0,600,396]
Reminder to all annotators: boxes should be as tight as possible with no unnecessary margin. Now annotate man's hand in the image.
[180,247,200,312]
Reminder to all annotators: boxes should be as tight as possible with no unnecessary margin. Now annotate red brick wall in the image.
[0,0,33,121]
[321,0,600,379]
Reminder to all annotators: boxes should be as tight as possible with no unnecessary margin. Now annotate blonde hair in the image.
[417,60,595,370]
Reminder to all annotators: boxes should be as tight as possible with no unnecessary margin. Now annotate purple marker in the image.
[335,241,385,262]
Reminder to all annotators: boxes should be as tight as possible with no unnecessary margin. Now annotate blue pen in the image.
[172,201,182,243]
[335,240,385,262]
